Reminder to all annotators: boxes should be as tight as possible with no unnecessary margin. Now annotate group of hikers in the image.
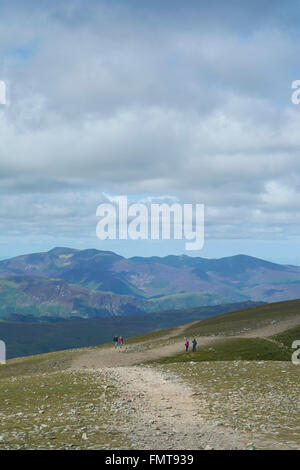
[113,335,124,349]
[185,337,197,353]
[113,334,197,353]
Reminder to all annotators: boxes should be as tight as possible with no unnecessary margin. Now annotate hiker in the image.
[185,339,189,352]
[192,338,197,352]
[113,335,118,349]
[118,335,124,348]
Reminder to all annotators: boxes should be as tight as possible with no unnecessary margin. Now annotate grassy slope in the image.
[0,350,130,449]
[182,299,300,337]
[0,299,300,449]
[0,301,260,359]
[146,291,232,311]
[154,336,293,364]
[151,300,300,364]
[273,326,300,348]
[145,301,300,449]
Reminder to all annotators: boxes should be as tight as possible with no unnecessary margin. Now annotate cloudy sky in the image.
[1,0,300,263]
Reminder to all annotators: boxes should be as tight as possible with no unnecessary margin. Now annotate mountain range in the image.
[0,247,299,321]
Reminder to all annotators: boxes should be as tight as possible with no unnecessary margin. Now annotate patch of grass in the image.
[152,337,291,365]
[0,350,131,450]
[123,327,176,346]
[182,299,300,337]
[0,349,80,379]
[0,369,130,450]
[272,326,300,349]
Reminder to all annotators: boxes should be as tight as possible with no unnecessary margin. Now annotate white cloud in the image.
[1,0,300,254]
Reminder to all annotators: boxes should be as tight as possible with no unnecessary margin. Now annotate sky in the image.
[1,0,300,263]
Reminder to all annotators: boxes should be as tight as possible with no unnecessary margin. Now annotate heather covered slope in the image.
[0,273,260,322]
[0,248,300,311]
[0,275,148,320]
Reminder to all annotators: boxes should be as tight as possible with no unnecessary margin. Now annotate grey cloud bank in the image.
[1,0,300,262]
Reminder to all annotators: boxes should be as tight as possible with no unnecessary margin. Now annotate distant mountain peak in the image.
[0,247,300,321]
[48,247,79,255]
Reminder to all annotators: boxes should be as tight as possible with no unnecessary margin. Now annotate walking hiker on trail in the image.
[118,335,124,348]
[113,336,118,349]
[192,338,197,352]
[185,339,189,352]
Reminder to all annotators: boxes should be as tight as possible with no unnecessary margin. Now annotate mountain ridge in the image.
[0,247,299,320]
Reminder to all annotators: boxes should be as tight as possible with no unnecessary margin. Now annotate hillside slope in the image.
[71,298,300,368]
[0,275,148,320]
[1,299,299,450]
[0,301,260,359]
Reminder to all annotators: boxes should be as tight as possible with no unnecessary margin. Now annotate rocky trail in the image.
[97,365,257,450]
[69,318,300,450]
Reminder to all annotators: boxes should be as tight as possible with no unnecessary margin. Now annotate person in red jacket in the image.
[118,335,124,348]
[185,339,189,352]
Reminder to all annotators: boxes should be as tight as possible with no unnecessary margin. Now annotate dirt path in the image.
[71,315,300,369]
[71,336,216,369]
[69,317,300,449]
[100,365,257,450]
[240,316,300,338]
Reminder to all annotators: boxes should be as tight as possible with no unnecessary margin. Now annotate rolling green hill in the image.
[0,301,261,359]
[181,298,300,337]
[149,299,300,364]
